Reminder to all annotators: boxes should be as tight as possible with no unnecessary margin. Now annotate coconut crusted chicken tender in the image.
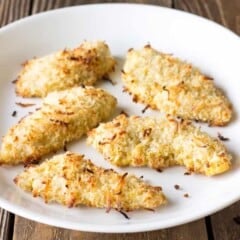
[14,152,166,211]
[16,41,115,97]
[0,87,117,165]
[87,115,232,176]
[122,45,232,126]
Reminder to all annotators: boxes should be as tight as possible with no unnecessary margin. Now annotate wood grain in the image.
[174,0,240,35]
[32,0,172,14]
[0,209,14,240]
[0,1,32,240]
[211,202,240,240]
[0,0,32,27]
[13,216,208,240]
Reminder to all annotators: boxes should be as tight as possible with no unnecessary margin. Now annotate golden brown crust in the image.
[122,46,232,126]
[16,41,116,97]
[0,87,117,165]
[14,152,166,211]
[87,115,232,176]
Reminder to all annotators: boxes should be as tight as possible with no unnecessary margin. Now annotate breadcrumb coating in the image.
[16,41,115,97]
[14,152,166,211]
[0,87,117,165]
[87,115,232,176]
[122,45,232,126]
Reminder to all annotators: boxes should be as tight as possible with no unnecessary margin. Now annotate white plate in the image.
[0,3,240,233]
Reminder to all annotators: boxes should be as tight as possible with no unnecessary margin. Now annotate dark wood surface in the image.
[0,0,239,239]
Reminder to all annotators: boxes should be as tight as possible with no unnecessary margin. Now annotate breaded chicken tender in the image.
[16,41,115,97]
[14,152,166,211]
[122,45,232,126]
[0,87,117,165]
[87,115,232,176]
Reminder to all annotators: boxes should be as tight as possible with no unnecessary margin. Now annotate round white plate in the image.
[0,3,240,233]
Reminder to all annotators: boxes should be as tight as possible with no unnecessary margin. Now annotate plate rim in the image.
[1,192,240,233]
[0,3,239,41]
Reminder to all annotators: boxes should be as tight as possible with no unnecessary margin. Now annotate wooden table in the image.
[0,0,239,239]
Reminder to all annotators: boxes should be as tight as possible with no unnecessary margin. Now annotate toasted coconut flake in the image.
[217,132,229,141]
[16,102,35,107]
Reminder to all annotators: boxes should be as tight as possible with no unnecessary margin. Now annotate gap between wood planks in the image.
[28,0,34,15]
[205,216,214,240]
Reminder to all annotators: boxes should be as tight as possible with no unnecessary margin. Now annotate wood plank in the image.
[13,215,167,240]
[210,202,240,240]
[0,1,32,240]
[0,209,14,240]
[166,219,207,240]
[0,0,32,27]
[13,217,71,240]
[13,215,208,240]
[32,0,172,14]
[174,0,240,35]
